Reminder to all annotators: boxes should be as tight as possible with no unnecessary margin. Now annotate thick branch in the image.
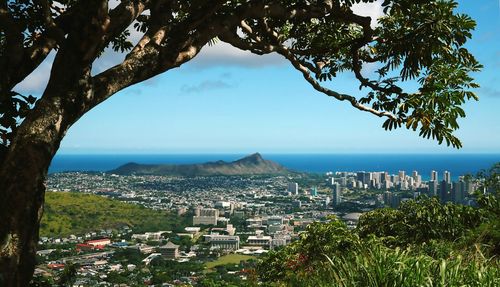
[0,4,25,93]
[103,0,149,45]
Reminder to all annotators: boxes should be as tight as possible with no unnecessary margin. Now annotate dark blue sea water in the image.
[49,153,500,180]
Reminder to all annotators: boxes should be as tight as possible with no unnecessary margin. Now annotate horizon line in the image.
[54,151,500,155]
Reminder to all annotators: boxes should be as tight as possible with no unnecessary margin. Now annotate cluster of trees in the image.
[256,165,500,286]
[40,191,190,237]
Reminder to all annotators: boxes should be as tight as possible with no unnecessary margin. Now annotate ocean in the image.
[48,153,500,181]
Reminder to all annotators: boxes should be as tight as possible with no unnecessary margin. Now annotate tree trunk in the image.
[0,75,92,285]
[0,152,48,286]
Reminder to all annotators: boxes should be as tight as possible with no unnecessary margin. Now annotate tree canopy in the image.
[0,0,481,152]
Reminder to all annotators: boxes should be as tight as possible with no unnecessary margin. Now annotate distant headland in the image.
[108,153,292,176]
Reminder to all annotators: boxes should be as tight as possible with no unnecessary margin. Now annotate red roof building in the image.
[85,238,111,247]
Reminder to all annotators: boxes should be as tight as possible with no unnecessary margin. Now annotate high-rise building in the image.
[444,171,451,184]
[363,172,372,185]
[412,171,418,179]
[372,172,383,185]
[288,182,299,195]
[452,180,466,204]
[383,191,392,206]
[356,172,365,183]
[339,177,347,186]
[398,180,409,191]
[383,191,401,208]
[431,170,438,181]
[429,180,438,197]
[398,171,406,181]
[415,175,422,186]
[465,180,474,195]
[383,180,392,189]
[439,180,451,203]
[383,172,390,183]
[332,183,342,207]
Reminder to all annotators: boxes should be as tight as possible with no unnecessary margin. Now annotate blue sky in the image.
[15,0,500,154]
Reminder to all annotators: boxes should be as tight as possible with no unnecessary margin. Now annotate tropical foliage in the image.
[258,165,500,286]
[356,197,485,247]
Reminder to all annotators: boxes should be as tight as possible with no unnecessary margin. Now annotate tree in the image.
[356,196,485,247]
[0,0,480,285]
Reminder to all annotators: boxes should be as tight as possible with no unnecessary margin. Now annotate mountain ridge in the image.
[108,153,291,176]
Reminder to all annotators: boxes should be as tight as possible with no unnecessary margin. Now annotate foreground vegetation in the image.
[258,165,500,286]
[40,192,189,237]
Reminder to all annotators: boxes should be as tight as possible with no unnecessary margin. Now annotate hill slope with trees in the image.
[40,192,188,237]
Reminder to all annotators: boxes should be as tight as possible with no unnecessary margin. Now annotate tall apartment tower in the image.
[332,183,342,207]
[287,182,299,195]
[452,180,466,204]
[444,171,451,184]
[439,180,452,203]
[428,180,438,197]
[398,170,406,181]
[412,171,418,179]
[431,170,438,181]
[363,172,372,185]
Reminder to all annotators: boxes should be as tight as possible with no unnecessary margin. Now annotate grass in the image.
[205,254,256,269]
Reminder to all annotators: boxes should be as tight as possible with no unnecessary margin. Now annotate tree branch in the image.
[249,19,398,120]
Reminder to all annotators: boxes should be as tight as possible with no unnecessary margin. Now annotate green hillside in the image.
[40,192,188,237]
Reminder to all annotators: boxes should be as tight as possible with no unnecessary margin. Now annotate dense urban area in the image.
[33,166,482,286]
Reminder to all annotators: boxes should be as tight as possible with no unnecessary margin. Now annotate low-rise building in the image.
[204,235,240,251]
[85,238,111,247]
[160,242,180,259]
[193,208,219,225]
[184,227,201,235]
[247,235,272,248]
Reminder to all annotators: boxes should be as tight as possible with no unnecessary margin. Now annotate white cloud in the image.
[189,42,286,68]
[351,0,385,28]
[191,2,385,68]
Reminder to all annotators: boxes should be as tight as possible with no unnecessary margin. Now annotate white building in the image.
[431,170,438,181]
[193,208,219,225]
[332,183,342,206]
[444,171,451,184]
[247,235,272,248]
[204,235,240,250]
